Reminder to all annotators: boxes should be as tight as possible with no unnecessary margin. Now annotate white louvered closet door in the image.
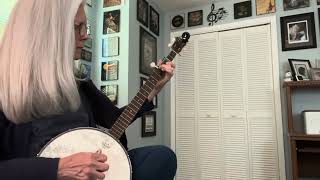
[174,24,280,180]
[175,37,197,180]
[219,29,249,180]
[245,25,279,180]
[196,33,221,180]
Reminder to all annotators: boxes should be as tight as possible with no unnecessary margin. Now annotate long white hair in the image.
[0,0,86,123]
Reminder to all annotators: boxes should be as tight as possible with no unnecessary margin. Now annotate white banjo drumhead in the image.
[38,127,131,180]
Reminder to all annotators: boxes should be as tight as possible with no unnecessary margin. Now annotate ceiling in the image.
[153,0,214,12]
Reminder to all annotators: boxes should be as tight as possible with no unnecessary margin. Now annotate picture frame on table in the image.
[137,0,149,27]
[139,27,157,76]
[141,111,156,137]
[288,59,312,81]
[280,12,317,51]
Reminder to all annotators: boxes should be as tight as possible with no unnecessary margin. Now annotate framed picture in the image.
[141,111,156,137]
[171,13,185,30]
[318,0,320,5]
[101,85,118,105]
[137,0,149,27]
[188,10,203,27]
[102,36,119,57]
[256,0,276,15]
[288,59,312,80]
[101,61,119,81]
[81,49,92,62]
[149,6,159,36]
[310,68,320,80]
[140,27,157,76]
[140,77,157,108]
[84,38,93,49]
[283,0,309,11]
[76,63,91,79]
[234,1,252,19]
[103,10,120,34]
[104,0,121,8]
[280,12,317,51]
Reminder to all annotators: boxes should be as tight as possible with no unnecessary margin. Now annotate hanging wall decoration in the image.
[234,1,252,19]
[207,2,228,26]
[103,10,120,34]
[101,61,119,81]
[188,10,203,27]
[256,0,276,15]
[171,13,185,30]
[101,85,118,105]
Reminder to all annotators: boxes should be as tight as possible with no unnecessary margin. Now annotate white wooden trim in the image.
[170,15,286,180]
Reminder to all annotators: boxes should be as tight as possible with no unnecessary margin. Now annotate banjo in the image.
[38,32,190,180]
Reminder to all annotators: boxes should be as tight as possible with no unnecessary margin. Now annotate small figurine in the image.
[284,71,292,82]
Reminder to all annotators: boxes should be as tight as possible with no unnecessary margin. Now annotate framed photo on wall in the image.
[234,1,252,19]
[280,12,317,51]
[102,36,119,57]
[283,0,309,11]
[104,0,121,8]
[288,59,312,81]
[256,0,276,15]
[140,27,157,76]
[141,111,156,137]
[149,6,159,36]
[137,0,149,27]
[84,38,93,49]
[101,85,118,105]
[103,10,120,34]
[188,10,203,27]
[81,49,92,62]
[101,61,119,81]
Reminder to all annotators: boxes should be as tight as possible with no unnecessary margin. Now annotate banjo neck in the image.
[109,51,178,140]
[109,32,190,140]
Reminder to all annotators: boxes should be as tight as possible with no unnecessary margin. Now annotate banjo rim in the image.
[37,127,132,180]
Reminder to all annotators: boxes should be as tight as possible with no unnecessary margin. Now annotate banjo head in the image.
[38,127,131,180]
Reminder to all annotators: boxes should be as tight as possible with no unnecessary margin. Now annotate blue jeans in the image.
[128,145,177,180]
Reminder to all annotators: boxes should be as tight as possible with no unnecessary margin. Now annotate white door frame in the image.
[170,16,285,180]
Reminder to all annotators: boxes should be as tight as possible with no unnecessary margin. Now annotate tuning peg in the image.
[171,38,176,43]
[168,43,172,48]
[150,62,159,69]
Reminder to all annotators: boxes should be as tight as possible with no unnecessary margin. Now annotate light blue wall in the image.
[161,0,320,179]
[90,0,166,150]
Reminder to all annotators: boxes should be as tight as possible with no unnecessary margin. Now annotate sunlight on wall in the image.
[0,0,17,37]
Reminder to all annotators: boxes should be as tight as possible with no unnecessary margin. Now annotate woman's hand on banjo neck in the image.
[57,150,109,180]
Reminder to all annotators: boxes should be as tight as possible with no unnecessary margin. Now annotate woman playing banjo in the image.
[0,0,177,179]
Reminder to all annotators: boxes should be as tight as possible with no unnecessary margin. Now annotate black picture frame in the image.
[81,49,92,62]
[283,0,310,11]
[139,27,157,76]
[280,12,317,51]
[234,1,252,19]
[103,10,120,34]
[171,13,185,30]
[137,0,149,27]
[288,59,312,81]
[140,77,158,108]
[101,85,118,105]
[101,61,119,81]
[141,111,156,137]
[149,6,159,36]
[188,10,203,27]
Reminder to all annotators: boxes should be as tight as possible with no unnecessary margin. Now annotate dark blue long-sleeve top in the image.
[0,80,154,180]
